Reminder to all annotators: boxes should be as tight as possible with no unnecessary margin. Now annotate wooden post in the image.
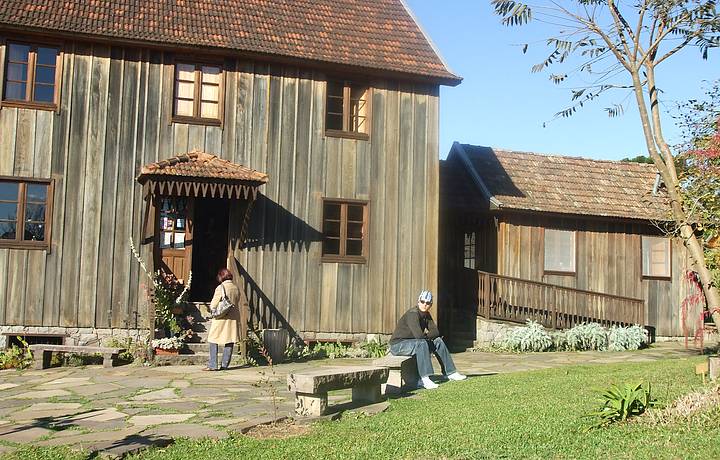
[551,287,557,330]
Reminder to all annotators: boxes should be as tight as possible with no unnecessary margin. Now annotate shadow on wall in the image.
[242,194,323,252]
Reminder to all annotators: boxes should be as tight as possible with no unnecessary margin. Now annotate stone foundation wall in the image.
[0,326,150,349]
[474,318,525,348]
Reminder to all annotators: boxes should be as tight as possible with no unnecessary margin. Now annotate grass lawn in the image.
[8,355,720,460]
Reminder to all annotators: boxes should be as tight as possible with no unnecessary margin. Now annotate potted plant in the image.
[151,337,184,355]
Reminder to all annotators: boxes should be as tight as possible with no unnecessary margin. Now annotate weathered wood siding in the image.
[494,214,695,337]
[0,38,439,336]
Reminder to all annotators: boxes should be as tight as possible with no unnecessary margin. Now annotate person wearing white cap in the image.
[389,290,466,389]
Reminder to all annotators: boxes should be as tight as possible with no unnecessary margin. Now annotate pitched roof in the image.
[0,0,460,85]
[449,144,670,221]
[138,151,268,183]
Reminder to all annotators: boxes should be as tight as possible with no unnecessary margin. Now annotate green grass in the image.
[8,356,720,460]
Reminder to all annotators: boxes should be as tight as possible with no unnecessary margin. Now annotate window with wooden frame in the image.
[322,200,368,263]
[463,231,476,269]
[173,62,223,124]
[0,177,53,250]
[642,236,671,278]
[325,80,370,139]
[544,229,576,274]
[2,42,61,109]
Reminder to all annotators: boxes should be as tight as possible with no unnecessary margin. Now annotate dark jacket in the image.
[389,306,440,344]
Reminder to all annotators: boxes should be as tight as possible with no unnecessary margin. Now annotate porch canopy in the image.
[136,150,269,199]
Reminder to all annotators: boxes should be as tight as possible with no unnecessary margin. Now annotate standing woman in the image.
[205,268,246,371]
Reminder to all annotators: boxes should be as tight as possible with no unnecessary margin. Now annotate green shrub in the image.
[608,325,647,351]
[586,382,659,429]
[64,353,103,367]
[564,323,608,351]
[359,339,388,358]
[104,336,151,364]
[0,337,33,369]
[502,320,553,352]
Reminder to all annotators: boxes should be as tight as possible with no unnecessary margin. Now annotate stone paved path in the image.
[0,341,704,457]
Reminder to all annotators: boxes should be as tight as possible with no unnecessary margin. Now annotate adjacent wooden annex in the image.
[439,143,700,343]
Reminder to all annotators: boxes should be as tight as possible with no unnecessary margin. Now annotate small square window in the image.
[322,200,368,263]
[172,62,223,124]
[3,42,60,109]
[325,80,370,139]
[0,178,53,250]
[544,229,575,274]
[642,236,671,278]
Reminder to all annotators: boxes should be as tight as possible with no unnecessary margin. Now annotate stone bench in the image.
[29,344,125,370]
[287,366,389,416]
[373,354,419,394]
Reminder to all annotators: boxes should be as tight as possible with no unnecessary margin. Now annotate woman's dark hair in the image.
[216,268,233,283]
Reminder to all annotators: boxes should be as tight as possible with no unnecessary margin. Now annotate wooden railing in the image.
[477,271,645,329]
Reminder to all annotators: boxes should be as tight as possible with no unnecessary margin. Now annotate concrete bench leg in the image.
[102,353,118,368]
[295,392,328,417]
[352,383,382,404]
[34,350,53,370]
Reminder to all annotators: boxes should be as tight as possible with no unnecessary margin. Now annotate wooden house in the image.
[440,144,699,344]
[0,0,461,348]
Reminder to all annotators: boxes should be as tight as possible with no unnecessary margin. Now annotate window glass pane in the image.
[327,81,343,98]
[326,113,343,131]
[24,203,45,221]
[347,205,363,221]
[0,222,16,240]
[642,236,670,277]
[201,84,219,102]
[35,66,55,85]
[323,238,340,255]
[6,62,28,82]
[23,222,44,241]
[0,182,19,201]
[347,222,363,239]
[202,66,221,84]
[176,80,195,99]
[175,98,194,116]
[4,82,26,100]
[346,239,363,256]
[200,101,218,119]
[323,220,340,238]
[176,64,195,81]
[8,43,30,63]
[36,47,58,66]
[33,85,54,103]
[0,203,17,221]
[26,183,47,202]
[544,229,575,272]
[326,96,343,115]
[323,203,341,220]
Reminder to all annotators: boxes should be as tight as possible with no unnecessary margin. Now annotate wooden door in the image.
[155,196,193,284]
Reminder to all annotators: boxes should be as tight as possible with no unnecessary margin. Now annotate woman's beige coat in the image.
[207,280,246,345]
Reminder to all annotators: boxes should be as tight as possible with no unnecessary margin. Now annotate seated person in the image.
[389,290,466,389]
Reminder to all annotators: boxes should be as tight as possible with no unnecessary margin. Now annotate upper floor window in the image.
[173,63,222,124]
[325,80,370,139]
[2,42,60,109]
[642,236,671,278]
[544,229,576,274]
[463,231,476,269]
[322,199,368,263]
[0,177,53,250]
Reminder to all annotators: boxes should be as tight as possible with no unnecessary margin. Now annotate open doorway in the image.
[190,197,230,301]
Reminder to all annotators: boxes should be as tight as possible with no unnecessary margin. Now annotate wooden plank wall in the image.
[0,39,439,336]
[494,213,694,336]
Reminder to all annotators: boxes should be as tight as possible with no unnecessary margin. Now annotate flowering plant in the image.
[151,336,183,350]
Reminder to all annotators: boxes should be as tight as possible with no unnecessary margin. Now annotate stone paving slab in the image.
[0,425,53,443]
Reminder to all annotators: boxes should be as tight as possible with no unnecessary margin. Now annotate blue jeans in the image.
[389,337,457,378]
[208,342,233,369]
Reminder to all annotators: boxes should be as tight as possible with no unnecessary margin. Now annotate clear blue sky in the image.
[405,0,718,160]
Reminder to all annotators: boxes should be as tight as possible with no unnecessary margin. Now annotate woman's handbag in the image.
[210,284,234,319]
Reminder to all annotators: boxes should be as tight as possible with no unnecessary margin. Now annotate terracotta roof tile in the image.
[138,151,268,183]
[454,145,670,221]
[0,0,460,84]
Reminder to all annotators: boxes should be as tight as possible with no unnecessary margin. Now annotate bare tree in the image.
[492,0,720,325]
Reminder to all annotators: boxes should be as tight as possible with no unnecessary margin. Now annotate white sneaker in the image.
[420,376,439,389]
[447,372,467,381]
